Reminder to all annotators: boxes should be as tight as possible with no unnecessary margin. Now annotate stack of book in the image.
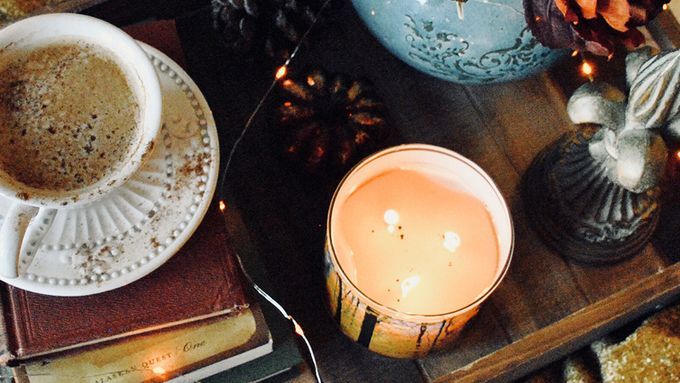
[0,206,301,383]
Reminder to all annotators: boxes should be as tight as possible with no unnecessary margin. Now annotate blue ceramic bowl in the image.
[352,0,566,84]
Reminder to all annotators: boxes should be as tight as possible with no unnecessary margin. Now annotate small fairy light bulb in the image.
[675,150,680,160]
[293,320,305,336]
[581,61,593,75]
[571,50,579,57]
[581,60,594,81]
[152,366,166,376]
[663,3,668,11]
[275,66,287,80]
[401,275,421,298]
[383,209,400,234]
[443,231,461,253]
[219,200,227,212]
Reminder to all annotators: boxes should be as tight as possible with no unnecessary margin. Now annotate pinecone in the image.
[275,68,390,174]
[211,0,332,65]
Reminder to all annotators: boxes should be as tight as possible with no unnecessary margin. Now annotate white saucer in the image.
[0,43,220,296]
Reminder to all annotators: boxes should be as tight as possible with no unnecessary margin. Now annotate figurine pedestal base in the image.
[523,126,661,264]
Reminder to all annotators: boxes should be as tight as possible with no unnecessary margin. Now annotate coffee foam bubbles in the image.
[0,40,142,192]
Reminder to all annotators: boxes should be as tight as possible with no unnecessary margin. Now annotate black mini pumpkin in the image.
[275,68,390,173]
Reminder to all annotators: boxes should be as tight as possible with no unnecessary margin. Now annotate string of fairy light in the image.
[1,3,675,382]
[216,1,335,382]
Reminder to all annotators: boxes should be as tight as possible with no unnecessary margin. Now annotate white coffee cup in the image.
[0,14,162,278]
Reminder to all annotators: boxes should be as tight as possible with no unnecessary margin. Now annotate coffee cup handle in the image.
[0,203,54,279]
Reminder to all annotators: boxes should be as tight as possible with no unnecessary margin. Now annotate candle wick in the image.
[401,275,421,298]
[384,209,400,234]
[443,231,461,253]
[456,1,465,20]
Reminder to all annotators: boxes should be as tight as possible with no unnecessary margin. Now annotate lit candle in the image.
[336,168,499,315]
[325,144,513,358]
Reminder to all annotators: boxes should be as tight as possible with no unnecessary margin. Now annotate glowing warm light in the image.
[307,76,316,86]
[571,50,579,57]
[152,367,166,375]
[275,66,287,80]
[663,4,668,10]
[335,164,503,315]
[219,200,226,212]
[294,321,305,336]
[581,61,594,76]
[675,151,680,160]
[443,231,461,253]
[284,101,292,107]
[383,209,400,234]
[401,275,421,298]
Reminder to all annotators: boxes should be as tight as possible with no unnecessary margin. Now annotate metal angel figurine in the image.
[524,48,680,264]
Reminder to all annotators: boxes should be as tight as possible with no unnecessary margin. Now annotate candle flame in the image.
[275,66,287,80]
[401,275,421,298]
[152,367,166,376]
[443,231,461,253]
[384,209,400,234]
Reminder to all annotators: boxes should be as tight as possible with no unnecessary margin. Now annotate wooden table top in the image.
[169,5,679,383]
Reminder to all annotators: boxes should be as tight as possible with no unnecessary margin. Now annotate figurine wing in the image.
[627,50,680,130]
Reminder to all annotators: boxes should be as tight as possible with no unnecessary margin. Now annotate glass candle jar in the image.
[325,144,513,358]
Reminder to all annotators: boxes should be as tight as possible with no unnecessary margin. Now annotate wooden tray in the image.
[177,8,680,382]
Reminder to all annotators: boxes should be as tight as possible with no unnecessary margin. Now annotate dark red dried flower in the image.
[525,0,669,56]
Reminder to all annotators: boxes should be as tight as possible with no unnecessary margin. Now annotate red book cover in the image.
[1,204,249,362]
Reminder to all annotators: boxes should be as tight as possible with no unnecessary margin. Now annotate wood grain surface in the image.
[174,5,680,382]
